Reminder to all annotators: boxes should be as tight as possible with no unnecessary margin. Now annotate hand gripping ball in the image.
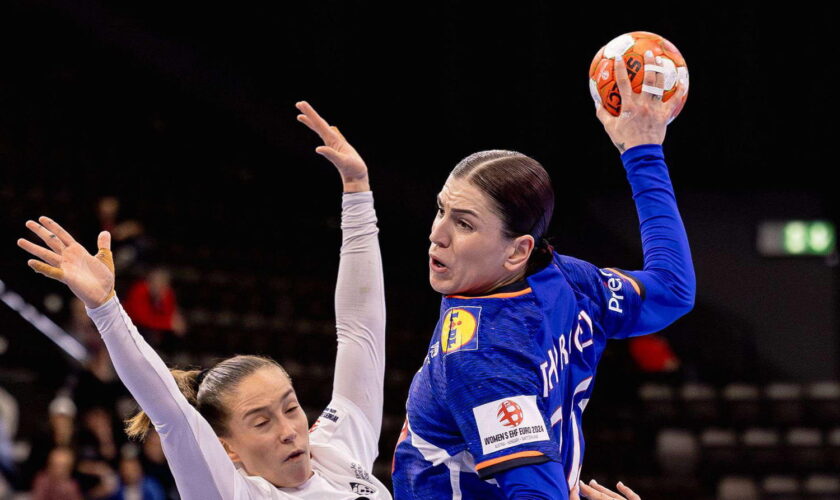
[589,31,689,123]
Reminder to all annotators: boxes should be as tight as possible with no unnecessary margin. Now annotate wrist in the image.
[342,175,370,193]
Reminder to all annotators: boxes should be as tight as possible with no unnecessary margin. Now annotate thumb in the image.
[98,231,111,251]
[315,146,344,166]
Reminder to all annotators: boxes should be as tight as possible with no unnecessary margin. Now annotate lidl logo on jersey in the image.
[440,306,481,354]
[473,395,550,455]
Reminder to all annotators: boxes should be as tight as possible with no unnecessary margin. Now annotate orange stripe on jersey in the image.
[447,288,533,300]
[475,450,545,471]
[605,268,641,296]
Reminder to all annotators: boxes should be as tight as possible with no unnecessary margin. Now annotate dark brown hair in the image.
[125,355,288,441]
[451,150,555,274]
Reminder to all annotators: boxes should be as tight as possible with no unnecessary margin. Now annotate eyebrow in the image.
[437,195,480,218]
[241,387,295,421]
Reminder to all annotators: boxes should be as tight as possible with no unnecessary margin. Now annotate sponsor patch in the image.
[350,462,370,482]
[472,395,550,455]
[319,406,340,423]
[350,482,377,495]
[440,306,481,354]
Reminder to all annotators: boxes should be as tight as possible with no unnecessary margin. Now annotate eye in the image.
[286,406,299,414]
[255,420,269,428]
[457,219,473,230]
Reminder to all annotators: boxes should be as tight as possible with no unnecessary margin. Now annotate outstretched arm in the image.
[296,102,386,435]
[596,51,695,335]
[17,220,237,500]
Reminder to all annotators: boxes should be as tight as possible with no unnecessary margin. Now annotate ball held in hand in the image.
[589,31,689,123]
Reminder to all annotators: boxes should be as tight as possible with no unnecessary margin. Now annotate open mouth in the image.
[430,257,448,273]
[285,450,305,462]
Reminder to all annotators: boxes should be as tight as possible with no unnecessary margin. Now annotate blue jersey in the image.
[392,144,695,499]
[392,256,645,499]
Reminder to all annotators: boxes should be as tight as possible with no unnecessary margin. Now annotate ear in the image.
[219,437,241,463]
[503,235,535,273]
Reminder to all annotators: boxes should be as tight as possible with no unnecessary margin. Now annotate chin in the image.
[280,462,312,488]
[429,275,455,295]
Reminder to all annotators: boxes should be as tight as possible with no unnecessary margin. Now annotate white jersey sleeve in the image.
[329,190,386,465]
[86,298,243,500]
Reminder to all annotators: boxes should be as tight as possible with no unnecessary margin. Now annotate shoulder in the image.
[439,291,542,356]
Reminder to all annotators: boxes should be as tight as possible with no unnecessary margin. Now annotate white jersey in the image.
[86,192,391,500]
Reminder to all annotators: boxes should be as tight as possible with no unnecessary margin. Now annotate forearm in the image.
[86,298,233,500]
[332,191,386,433]
[622,144,696,332]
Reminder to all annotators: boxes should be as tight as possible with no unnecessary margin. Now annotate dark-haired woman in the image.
[392,52,695,499]
[17,102,392,499]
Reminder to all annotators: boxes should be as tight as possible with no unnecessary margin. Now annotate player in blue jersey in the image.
[392,50,695,499]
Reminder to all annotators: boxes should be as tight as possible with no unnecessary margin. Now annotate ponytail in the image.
[125,369,201,442]
[526,237,555,276]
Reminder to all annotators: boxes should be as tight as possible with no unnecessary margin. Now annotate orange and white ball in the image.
[589,31,689,123]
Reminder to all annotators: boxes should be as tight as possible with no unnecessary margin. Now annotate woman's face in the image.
[429,176,528,295]
[220,366,312,488]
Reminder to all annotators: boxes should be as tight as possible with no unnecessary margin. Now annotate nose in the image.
[429,216,450,249]
[277,417,297,444]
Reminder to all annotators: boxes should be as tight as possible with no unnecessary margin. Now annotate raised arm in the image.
[296,102,386,434]
[17,220,237,500]
[596,50,695,334]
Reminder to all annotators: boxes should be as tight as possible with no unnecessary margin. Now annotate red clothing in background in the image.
[629,334,680,373]
[123,281,177,331]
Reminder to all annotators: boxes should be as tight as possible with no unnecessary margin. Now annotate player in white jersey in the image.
[16,101,392,499]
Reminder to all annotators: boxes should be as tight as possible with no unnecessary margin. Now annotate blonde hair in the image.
[125,356,287,442]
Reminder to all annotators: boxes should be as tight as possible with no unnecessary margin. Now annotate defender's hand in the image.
[596,50,687,154]
[579,480,641,500]
[296,101,370,192]
[17,217,115,309]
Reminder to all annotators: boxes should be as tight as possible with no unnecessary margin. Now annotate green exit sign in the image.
[758,220,836,256]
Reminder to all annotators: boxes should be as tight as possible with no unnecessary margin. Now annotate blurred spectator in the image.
[105,445,166,500]
[123,268,186,350]
[23,395,78,488]
[97,196,146,272]
[0,386,18,492]
[31,447,83,500]
[78,407,119,463]
[66,298,124,411]
[628,334,680,373]
[139,430,176,499]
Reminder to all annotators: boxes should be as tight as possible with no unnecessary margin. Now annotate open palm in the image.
[17,217,115,309]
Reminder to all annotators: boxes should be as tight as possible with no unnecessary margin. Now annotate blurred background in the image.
[0,1,838,499]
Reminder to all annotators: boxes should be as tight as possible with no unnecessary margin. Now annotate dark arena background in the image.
[0,2,837,499]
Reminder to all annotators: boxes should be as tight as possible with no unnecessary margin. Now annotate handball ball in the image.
[589,31,689,123]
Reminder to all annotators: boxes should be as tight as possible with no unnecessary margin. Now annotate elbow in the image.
[669,275,696,318]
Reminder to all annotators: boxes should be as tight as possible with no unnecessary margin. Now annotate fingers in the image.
[39,216,77,247]
[95,232,116,275]
[28,259,65,282]
[314,146,344,165]
[612,56,633,109]
[616,482,641,500]
[586,479,627,500]
[665,79,688,116]
[331,125,346,141]
[97,231,112,251]
[17,238,61,267]
[641,50,664,102]
[26,220,65,254]
[295,101,338,143]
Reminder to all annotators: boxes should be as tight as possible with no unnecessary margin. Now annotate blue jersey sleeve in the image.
[495,461,569,500]
[562,144,695,339]
[620,144,695,335]
[438,300,562,480]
